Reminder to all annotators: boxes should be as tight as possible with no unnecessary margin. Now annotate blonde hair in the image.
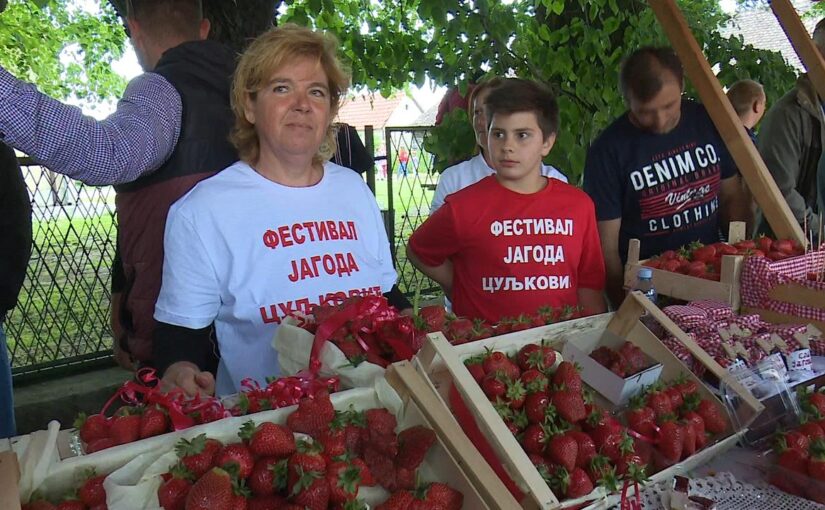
[230,24,351,166]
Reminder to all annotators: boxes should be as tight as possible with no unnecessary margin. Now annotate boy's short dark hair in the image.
[126,0,203,41]
[484,78,559,139]
[619,46,684,103]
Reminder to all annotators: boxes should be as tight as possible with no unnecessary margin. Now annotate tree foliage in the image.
[0,0,127,102]
[282,0,797,183]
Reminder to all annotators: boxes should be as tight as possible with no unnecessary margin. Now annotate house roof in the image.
[335,92,404,131]
[721,0,818,72]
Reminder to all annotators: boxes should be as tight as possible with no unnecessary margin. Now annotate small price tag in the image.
[728,359,758,389]
[786,348,813,372]
[756,352,788,381]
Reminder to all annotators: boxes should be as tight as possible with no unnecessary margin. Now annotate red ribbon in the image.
[626,427,659,445]
[309,296,415,374]
[620,479,641,510]
[231,374,339,416]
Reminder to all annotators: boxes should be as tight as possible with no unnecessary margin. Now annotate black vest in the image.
[113,40,238,362]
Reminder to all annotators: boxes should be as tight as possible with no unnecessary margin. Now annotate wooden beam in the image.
[648,0,806,244]
[770,0,825,102]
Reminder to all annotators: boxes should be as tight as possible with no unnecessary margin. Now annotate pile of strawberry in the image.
[439,305,583,346]
[156,390,463,510]
[464,345,728,502]
[22,470,107,510]
[643,237,804,280]
[768,387,825,503]
[75,405,177,453]
[589,342,649,378]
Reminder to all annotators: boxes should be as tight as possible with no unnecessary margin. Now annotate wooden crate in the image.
[623,222,746,309]
[414,292,764,510]
[742,282,825,333]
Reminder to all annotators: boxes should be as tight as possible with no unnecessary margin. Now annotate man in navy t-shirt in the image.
[584,47,751,308]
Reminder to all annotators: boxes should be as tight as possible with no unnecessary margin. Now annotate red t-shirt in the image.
[409,176,606,323]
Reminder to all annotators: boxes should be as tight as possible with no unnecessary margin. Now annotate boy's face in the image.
[488,111,555,184]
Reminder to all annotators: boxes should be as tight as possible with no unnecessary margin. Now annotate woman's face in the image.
[472,87,493,153]
[244,56,333,164]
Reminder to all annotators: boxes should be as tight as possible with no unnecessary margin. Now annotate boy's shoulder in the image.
[443,174,500,205]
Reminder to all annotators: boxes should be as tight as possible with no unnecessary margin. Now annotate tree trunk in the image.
[107,0,281,53]
[0,0,7,14]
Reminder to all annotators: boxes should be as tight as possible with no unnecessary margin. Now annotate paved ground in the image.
[14,367,130,434]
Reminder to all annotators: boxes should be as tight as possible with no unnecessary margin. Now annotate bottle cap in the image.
[638,267,653,279]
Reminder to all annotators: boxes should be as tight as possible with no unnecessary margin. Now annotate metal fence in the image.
[8,158,118,383]
[7,127,440,381]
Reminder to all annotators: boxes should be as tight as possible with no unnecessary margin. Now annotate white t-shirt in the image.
[155,161,397,396]
[430,153,569,213]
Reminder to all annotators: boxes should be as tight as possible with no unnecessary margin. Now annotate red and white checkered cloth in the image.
[740,250,825,323]
[811,338,825,356]
[663,305,708,329]
[734,314,767,331]
[688,299,734,320]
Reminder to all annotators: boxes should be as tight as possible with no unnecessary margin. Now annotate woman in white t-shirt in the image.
[153,25,409,397]
[430,77,568,214]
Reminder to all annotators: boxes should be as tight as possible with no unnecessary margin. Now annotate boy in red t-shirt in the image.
[407,78,606,324]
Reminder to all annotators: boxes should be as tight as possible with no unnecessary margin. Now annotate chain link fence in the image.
[8,158,117,383]
[8,126,441,380]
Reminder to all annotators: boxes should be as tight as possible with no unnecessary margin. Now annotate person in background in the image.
[408,78,606,323]
[430,76,568,214]
[153,25,409,397]
[726,79,766,143]
[584,47,751,309]
[0,143,32,438]
[756,18,825,236]
[333,123,373,174]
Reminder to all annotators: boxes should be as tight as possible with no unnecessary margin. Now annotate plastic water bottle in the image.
[633,267,659,333]
[633,267,658,305]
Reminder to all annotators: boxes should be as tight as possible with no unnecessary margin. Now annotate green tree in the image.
[0,0,127,102]
[282,0,796,183]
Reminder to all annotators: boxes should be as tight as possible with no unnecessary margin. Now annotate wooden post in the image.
[648,0,806,244]
[364,124,376,195]
[770,0,825,102]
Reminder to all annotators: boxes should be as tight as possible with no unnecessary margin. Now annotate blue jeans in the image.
[0,322,16,438]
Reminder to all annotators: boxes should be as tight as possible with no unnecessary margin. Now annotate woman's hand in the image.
[160,361,215,397]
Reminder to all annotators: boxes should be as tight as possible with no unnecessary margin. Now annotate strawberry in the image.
[569,430,596,469]
[696,399,727,435]
[681,421,697,459]
[777,429,810,453]
[521,424,548,455]
[240,421,296,458]
[657,419,683,463]
[552,362,582,393]
[288,466,329,510]
[771,447,807,496]
[248,457,287,497]
[55,501,84,510]
[109,412,141,446]
[417,305,447,332]
[505,378,527,410]
[674,375,698,399]
[798,421,825,441]
[645,385,672,419]
[246,495,287,510]
[395,466,416,490]
[375,490,414,510]
[158,464,194,510]
[808,439,825,503]
[22,501,57,510]
[445,317,473,344]
[553,467,593,499]
[410,483,463,510]
[185,467,233,510]
[517,343,557,372]
[589,419,624,461]
[79,474,107,507]
[176,434,223,478]
[86,437,116,453]
[363,445,396,490]
[140,406,170,439]
[366,408,397,436]
[75,413,109,444]
[520,369,549,394]
[481,374,507,400]
[215,443,255,479]
[550,387,586,424]
[482,350,520,379]
[627,396,657,437]
[547,431,579,472]
[350,457,375,486]
[469,318,493,341]
[524,393,552,424]
[396,426,436,470]
[317,427,347,460]
[289,440,327,479]
[683,411,707,450]
[665,387,684,410]
[326,461,361,503]
[286,391,335,437]
[464,355,486,383]
[618,342,647,375]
